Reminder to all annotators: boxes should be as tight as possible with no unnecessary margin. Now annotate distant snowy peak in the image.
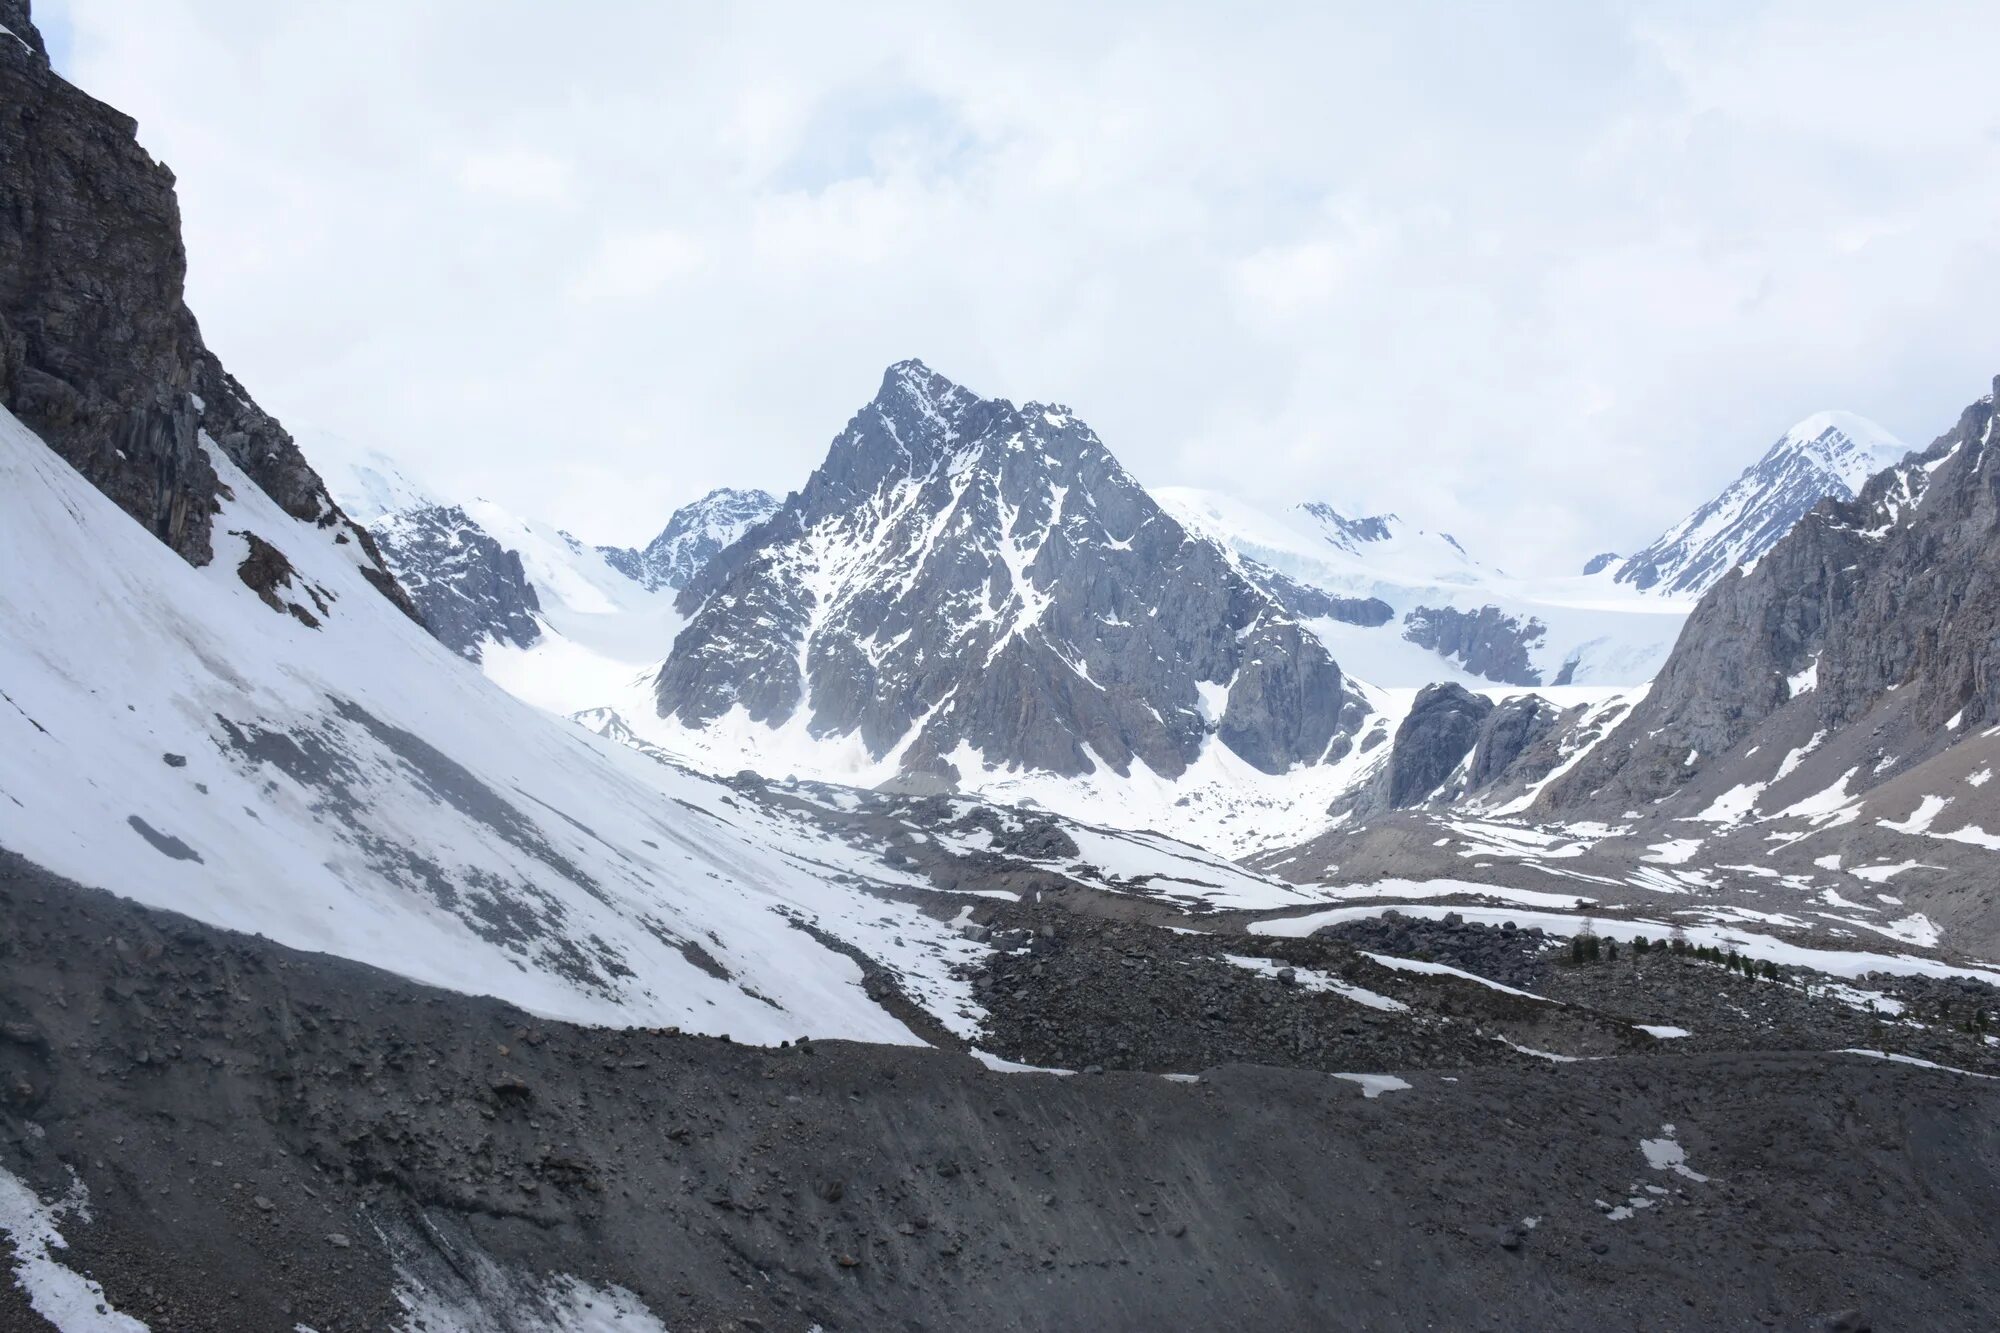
[303,434,443,525]
[599,486,779,592]
[1296,501,1474,565]
[1784,410,1910,490]
[1298,501,1394,550]
[304,433,693,668]
[1155,489,1475,581]
[1610,411,1907,597]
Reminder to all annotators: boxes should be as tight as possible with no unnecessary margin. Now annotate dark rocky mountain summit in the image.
[599,486,779,591]
[658,360,1366,781]
[0,7,413,620]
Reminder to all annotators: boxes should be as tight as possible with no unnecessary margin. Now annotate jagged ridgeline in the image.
[656,360,1368,782]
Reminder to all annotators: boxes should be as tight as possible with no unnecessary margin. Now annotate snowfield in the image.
[1155,485,1690,688]
[0,407,987,1045]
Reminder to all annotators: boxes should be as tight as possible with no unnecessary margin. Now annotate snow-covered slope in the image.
[306,437,688,710]
[1157,488,1688,688]
[449,498,687,715]
[0,403,988,1044]
[1605,411,1908,597]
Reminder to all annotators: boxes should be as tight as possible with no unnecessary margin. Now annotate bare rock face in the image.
[1546,380,1998,813]
[1468,693,1560,791]
[370,504,542,660]
[0,3,413,620]
[0,14,215,564]
[658,360,1366,781]
[1401,604,1547,686]
[1388,683,1493,808]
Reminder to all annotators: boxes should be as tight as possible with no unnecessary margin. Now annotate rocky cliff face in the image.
[658,360,1366,781]
[599,487,779,592]
[1387,684,1494,808]
[1401,604,1550,686]
[0,3,413,619]
[1546,384,1992,812]
[371,504,542,659]
[1467,693,1561,791]
[1323,684,1579,823]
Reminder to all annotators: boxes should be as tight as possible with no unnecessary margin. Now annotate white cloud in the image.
[454,147,574,205]
[35,0,2000,568]
[568,228,706,304]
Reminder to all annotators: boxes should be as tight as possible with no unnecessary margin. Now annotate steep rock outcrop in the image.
[1388,684,1494,808]
[371,504,542,659]
[1467,694,1561,792]
[0,4,413,620]
[1401,605,1546,686]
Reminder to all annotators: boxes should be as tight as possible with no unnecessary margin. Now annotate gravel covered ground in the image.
[6,855,2000,1330]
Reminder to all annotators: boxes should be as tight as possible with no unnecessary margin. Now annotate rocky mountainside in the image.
[599,486,779,591]
[0,0,1016,1046]
[1547,390,1985,817]
[655,360,1366,783]
[368,503,542,659]
[12,852,2000,1331]
[305,438,697,686]
[1255,377,2000,957]
[0,12,413,621]
[1604,410,1907,597]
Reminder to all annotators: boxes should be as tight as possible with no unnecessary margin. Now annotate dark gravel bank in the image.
[4,853,2000,1331]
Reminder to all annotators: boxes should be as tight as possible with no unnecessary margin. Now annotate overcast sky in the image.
[37,1,2000,571]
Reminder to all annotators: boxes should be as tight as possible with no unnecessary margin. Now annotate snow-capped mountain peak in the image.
[598,486,779,592]
[1297,501,1396,551]
[1607,410,1908,597]
[1780,409,1910,490]
[1294,501,1478,567]
[302,431,443,524]
[651,360,1361,785]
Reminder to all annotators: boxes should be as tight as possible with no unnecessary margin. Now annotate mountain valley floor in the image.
[4,851,1997,1333]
